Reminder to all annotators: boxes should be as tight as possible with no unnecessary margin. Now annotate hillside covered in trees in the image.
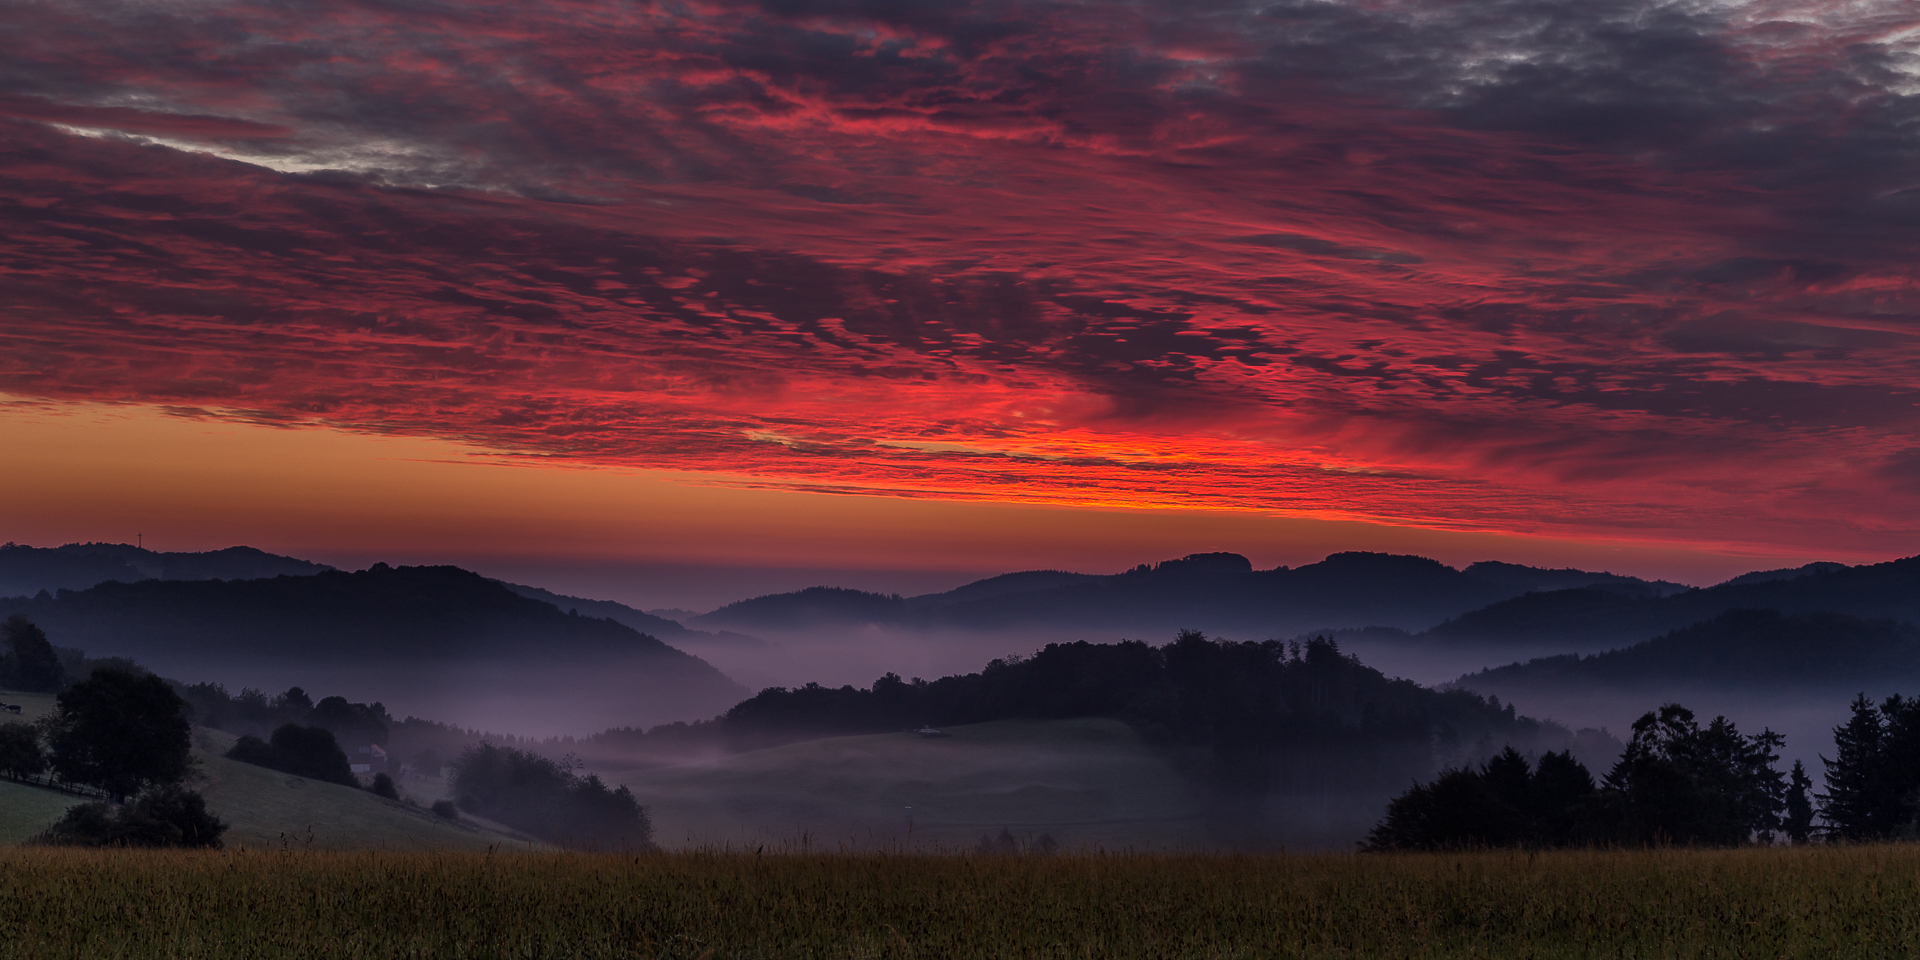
[573,632,1615,839]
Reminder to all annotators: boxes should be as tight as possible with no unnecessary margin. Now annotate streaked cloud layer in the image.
[4,0,1919,557]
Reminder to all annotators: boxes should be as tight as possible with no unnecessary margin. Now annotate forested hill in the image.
[0,564,743,684]
[689,552,1690,635]
[580,633,1618,837]
[1423,555,1920,648]
[0,542,330,598]
[1456,610,1920,696]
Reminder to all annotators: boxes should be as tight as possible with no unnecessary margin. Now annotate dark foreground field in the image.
[4,847,1919,958]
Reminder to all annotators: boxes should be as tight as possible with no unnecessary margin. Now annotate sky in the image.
[4,0,1920,604]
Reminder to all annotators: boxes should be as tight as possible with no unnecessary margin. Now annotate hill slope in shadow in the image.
[0,565,748,732]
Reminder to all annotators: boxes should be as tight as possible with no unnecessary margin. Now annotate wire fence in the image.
[4,773,110,800]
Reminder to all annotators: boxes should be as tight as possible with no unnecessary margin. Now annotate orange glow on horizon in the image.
[0,399,1877,593]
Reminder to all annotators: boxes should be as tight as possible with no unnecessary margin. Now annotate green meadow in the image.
[610,718,1210,851]
[5,845,1920,959]
[0,687,526,851]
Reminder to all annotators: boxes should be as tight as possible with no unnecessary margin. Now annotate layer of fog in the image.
[129,651,742,739]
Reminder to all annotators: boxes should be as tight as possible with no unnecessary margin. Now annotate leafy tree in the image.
[1785,760,1814,844]
[225,724,356,787]
[0,721,46,780]
[40,784,226,848]
[1591,704,1786,847]
[370,772,398,800]
[45,667,193,801]
[1365,766,1521,851]
[2,615,65,692]
[308,695,389,748]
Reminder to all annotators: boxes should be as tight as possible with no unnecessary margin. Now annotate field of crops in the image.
[4,845,1920,959]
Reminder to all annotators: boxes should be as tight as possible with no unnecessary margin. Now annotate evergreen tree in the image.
[1785,760,1814,844]
[1820,694,1898,840]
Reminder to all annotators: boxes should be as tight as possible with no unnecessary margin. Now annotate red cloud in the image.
[2,0,1919,558]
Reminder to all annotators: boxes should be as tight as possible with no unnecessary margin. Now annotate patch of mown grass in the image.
[0,780,81,845]
[2,845,1919,959]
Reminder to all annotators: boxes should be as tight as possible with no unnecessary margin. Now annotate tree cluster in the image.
[226,724,358,787]
[38,784,226,848]
[179,683,391,753]
[25,666,226,848]
[674,632,1582,836]
[448,742,652,849]
[1366,704,1807,850]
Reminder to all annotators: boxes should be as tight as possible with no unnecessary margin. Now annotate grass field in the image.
[190,728,531,851]
[0,689,55,722]
[4,845,1920,958]
[0,688,529,850]
[608,718,1211,851]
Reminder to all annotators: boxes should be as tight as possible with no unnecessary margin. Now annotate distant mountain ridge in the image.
[1454,609,1920,700]
[0,564,734,666]
[1420,555,1920,649]
[688,551,1697,637]
[0,542,331,598]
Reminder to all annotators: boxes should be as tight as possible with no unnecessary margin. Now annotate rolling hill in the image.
[1423,555,1920,649]
[0,689,530,849]
[1454,610,1920,696]
[0,564,750,731]
[190,728,532,851]
[688,551,1693,637]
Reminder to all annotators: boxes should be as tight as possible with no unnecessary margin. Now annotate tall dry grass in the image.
[2,845,1918,958]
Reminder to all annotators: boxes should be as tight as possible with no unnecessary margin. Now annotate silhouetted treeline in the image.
[448,743,652,849]
[1367,703,1813,849]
